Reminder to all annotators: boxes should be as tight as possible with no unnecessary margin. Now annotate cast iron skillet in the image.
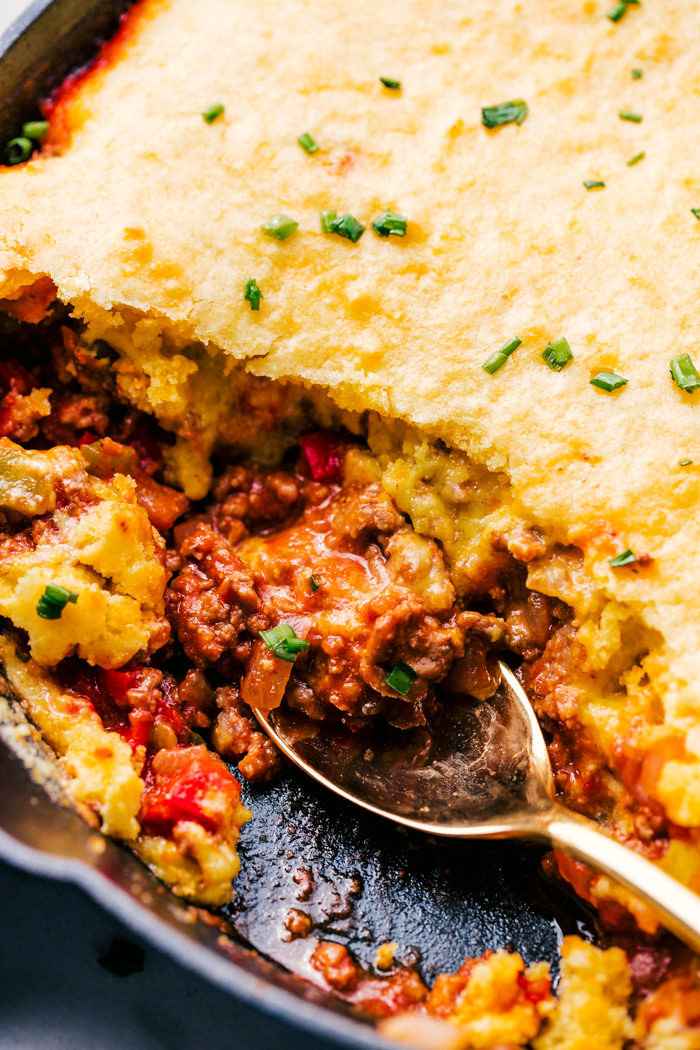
[0,2,596,1045]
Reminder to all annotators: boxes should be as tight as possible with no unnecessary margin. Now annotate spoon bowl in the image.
[253,662,700,954]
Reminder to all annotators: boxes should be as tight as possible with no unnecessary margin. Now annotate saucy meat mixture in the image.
[0,289,698,1046]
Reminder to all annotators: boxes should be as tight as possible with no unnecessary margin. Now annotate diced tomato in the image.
[76,430,99,447]
[57,659,153,751]
[139,745,242,837]
[299,431,344,481]
[99,667,140,705]
[517,970,552,1005]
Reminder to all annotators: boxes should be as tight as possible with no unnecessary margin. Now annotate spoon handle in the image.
[545,807,700,953]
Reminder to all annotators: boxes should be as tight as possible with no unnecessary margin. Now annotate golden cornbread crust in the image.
[0,0,698,733]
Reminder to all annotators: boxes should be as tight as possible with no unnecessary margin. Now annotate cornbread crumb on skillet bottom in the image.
[0,0,699,1043]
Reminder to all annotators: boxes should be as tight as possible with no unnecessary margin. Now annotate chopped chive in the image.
[274,637,310,662]
[670,353,700,394]
[328,213,365,243]
[22,120,48,141]
[481,100,528,128]
[679,459,693,467]
[297,132,319,155]
[607,0,638,22]
[36,584,79,620]
[542,337,573,371]
[202,103,225,124]
[607,1,628,20]
[627,151,645,166]
[260,624,296,649]
[244,278,263,311]
[481,352,507,375]
[583,180,605,190]
[379,77,401,90]
[372,210,408,238]
[320,209,337,233]
[609,549,637,567]
[386,660,416,695]
[309,574,321,592]
[619,110,643,123]
[590,371,629,391]
[631,68,643,79]
[691,208,700,221]
[260,623,309,662]
[262,213,299,240]
[482,336,522,375]
[5,137,33,165]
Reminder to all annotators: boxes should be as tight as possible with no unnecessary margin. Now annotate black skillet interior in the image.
[0,0,598,1044]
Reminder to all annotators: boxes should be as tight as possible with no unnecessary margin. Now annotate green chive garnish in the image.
[327,213,365,243]
[619,110,642,123]
[607,1,628,20]
[679,459,693,467]
[542,337,573,371]
[5,137,33,165]
[260,624,295,648]
[297,132,319,155]
[691,208,700,221]
[36,584,79,620]
[309,574,321,592]
[22,121,48,141]
[260,623,310,663]
[584,180,605,190]
[379,77,401,90]
[244,278,263,311]
[262,213,299,241]
[607,0,638,22]
[590,371,629,391]
[386,660,416,695]
[275,637,310,661]
[320,209,337,233]
[372,210,408,238]
[609,550,637,567]
[202,103,225,124]
[670,354,700,394]
[481,100,528,128]
[627,151,645,166]
[482,336,522,375]
[632,69,643,79]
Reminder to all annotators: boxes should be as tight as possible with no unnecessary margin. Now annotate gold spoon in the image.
[253,662,700,954]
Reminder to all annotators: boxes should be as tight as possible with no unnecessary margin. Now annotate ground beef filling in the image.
[0,307,570,807]
[166,470,521,734]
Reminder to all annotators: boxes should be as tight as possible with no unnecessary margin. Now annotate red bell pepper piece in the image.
[299,431,344,481]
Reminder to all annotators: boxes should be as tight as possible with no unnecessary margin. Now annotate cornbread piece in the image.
[0,440,168,668]
[533,936,633,1050]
